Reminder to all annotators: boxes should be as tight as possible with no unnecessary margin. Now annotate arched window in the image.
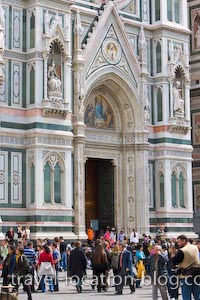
[159,173,164,207]
[156,43,162,73]
[171,172,177,207]
[30,67,35,104]
[179,172,184,208]
[157,89,162,122]
[44,162,51,203]
[30,13,35,49]
[44,156,63,204]
[30,164,35,203]
[171,168,186,208]
[54,163,61,203]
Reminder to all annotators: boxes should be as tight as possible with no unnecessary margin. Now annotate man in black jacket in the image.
[69,241,87,293]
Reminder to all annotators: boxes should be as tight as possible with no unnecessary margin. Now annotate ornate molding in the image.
[42,97,69,119]
[169,117,191,134]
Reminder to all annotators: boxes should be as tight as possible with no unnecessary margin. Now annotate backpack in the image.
[21,254,32,273]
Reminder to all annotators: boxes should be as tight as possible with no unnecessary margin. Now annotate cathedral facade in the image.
[0,0,196,240]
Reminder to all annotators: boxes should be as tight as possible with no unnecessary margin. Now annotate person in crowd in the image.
[135,243,146,288]
[16,225,23,242]
[168,242,179,300]
[115,241,135,295]
[24,241,36,292]
[117,230,126,244]
[103,227,111,242]
[0,239,8,261]
[197,240,200,259]
[130,229,139,244]
[110,228,117,244]
[37,244,54,293]
[90,239,101,290]
[142,242,150,275]
[59,236,67,272]
[52,242,60,291]
[149,245,169,300]
[92,243,109,292]
[24,226,31,241]
[5,227,14,243]
[1,245,16,286]
[87,227,94,247]
[171,235,200,300]
[102,241,111,290]
[156,226,165,241]
[68,241,87,293]
[109,244,121,291]
[13,247,32,300]
[35,244,43,291]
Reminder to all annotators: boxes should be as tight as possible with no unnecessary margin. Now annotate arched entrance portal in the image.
[85,158,114,232]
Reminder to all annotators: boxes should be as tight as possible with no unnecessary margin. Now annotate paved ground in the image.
[1,271,183,300]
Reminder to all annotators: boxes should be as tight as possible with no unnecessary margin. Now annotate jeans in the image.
[180,277,200,300]
[41,275,54,292]
[60,252,67,271]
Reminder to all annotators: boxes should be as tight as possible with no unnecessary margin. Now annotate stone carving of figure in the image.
[173,80,184,114]
[47,61,61,93]
[144,105,150,122]
[106,42,117,60]
[195,24,200,49]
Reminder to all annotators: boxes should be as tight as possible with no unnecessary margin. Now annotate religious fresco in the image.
[192,11,200,50]
[84,95,114,130]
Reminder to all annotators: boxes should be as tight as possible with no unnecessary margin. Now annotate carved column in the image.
[73,127,87,239]
[64,55,71,109]
[185,82,190,121]
[43,52,49,100]
[134,144,150,236]
[169,80,174,118]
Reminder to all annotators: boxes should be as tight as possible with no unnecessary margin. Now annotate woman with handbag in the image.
[37,244,55,293]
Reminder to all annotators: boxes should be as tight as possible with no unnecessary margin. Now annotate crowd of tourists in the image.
[0,226,200,300]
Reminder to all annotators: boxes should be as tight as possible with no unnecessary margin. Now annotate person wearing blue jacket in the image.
[115,241,135,295]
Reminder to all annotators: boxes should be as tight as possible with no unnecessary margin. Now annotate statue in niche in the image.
[47,61,61,93]
[173,80,184,114]
[144,105,150,123]
[195,24,200,49]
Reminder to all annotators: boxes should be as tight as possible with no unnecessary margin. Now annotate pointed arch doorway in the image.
[85,158,114,232]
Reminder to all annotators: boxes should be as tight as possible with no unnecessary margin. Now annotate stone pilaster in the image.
[73,124,87,239]
[134,144,150,236]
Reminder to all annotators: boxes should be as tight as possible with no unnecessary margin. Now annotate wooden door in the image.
[85,159,98,229]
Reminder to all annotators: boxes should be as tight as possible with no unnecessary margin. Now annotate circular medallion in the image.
[102,38,122,64]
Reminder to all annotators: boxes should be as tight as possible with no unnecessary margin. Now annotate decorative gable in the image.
[82,1,140,88]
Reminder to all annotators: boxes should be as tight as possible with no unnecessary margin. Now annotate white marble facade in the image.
[0,0,197,239]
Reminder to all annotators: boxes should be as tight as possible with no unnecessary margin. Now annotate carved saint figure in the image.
[173,80,184,114]
[195,24,200,49]
[106,42,117,60]
[47,61,61,93]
